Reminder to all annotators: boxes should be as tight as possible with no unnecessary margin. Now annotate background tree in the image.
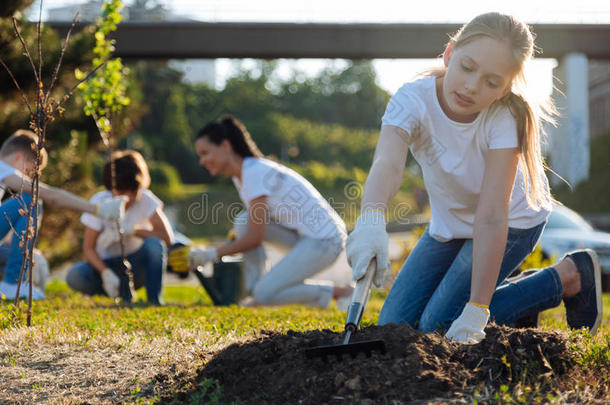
[136,60,391,185]
[0,1,94,142]
[277,61,390,130]
[75,0,130,140]
[0,0,142,267]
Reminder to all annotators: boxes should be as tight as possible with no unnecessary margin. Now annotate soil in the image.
[183,324,587,404]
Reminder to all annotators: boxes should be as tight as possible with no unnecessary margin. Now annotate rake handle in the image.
[345,259,376,332]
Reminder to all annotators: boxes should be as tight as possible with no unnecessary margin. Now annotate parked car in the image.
[539,205,610,291]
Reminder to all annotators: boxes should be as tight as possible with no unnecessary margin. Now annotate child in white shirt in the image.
[66,150,173,305]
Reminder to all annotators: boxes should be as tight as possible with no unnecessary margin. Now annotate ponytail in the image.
[196,115,263,158]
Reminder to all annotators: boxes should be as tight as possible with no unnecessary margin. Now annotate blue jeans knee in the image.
[134,237,166,304]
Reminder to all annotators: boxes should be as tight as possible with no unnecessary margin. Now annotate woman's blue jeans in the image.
[66,237,166,305]
[378,221,563,332]
[0,194,41,284]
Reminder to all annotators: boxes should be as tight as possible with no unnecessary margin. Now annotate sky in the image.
[33,0,610,24]
[30,0,610,97]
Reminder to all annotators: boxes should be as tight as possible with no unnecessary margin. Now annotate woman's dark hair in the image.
[196,115,263,158]
[102,150,151,192]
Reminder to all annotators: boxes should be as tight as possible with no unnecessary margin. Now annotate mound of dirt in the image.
[192,324,579,404]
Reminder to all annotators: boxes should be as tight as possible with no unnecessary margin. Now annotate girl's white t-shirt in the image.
[381,76,550,242]
[232,157,346,240]
[80,189,162,259]
[0,160,19,201]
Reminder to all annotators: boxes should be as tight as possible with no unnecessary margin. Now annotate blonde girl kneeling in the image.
[347,12,602,342]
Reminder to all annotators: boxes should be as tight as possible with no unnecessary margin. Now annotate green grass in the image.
[2,278,608,342]
[2,279,379,338]
[0,280,608,404]
[1,280,387,345]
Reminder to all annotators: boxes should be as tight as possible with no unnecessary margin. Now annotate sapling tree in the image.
[0,1,105,325]
[76,0,135,302]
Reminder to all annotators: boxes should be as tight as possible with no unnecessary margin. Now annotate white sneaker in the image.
[0,280,46,300]
[239,296,259,307]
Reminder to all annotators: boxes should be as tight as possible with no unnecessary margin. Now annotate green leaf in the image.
[75,0,130,135]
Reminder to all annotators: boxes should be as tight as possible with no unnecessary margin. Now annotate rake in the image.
[305,259,386,360]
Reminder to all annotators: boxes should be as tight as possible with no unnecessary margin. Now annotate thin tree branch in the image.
[52,61,106,114]
[12,206,34,308]
[46,13,81,103]
[91,110,110,147]
[0,57,33,115]
[26,138,45,326]
[37,1,43,88]
[11,17,39,84]
[2,212,23,242]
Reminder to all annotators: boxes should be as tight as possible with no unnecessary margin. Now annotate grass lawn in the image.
[1,280,609,404]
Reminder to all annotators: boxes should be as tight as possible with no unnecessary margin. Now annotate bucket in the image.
[211,255,245,306]
[167,243,245,306]
[191,255,245,306]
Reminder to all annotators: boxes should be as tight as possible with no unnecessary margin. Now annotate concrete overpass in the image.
[49,21,610,186]
[49,22,610,59]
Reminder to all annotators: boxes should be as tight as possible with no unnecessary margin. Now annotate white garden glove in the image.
[445,303,490,344]
[190,247,218,268]
[168,245,218,272]
[95,196,128,221]
[101,268,120,298]
[346,210,390,287]
[97,223,135,250]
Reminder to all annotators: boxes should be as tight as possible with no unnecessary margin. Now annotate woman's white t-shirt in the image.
[381,76,550,242]
[81,189,162,259]
[232,157,346,240]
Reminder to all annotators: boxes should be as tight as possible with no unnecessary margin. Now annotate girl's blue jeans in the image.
[66,237,166,305]
[378,221,563,332]
[0,194,41,284]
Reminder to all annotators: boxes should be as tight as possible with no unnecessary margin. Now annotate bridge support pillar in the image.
[549,53,590,187]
